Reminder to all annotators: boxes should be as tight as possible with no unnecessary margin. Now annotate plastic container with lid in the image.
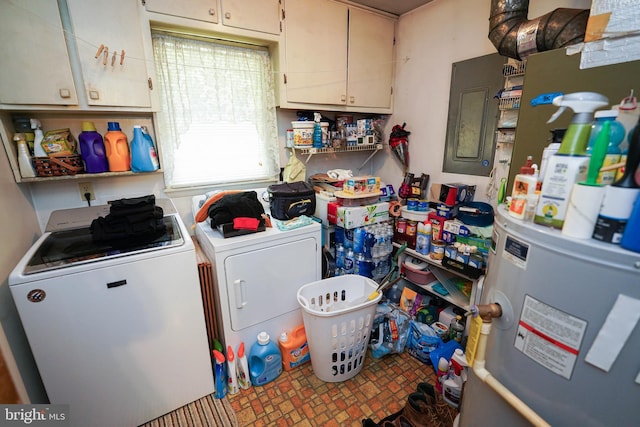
[104,122,130,172]
[78,121,109,173]
[278,325,310,371]
[248,332,282,386]
[130,125,160,172]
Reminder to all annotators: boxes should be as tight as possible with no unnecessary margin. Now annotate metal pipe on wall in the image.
[488,0,590,60]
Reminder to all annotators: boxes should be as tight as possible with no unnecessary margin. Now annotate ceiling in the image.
[348,0,434,16]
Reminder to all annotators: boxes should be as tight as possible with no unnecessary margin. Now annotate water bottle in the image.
[104,122,131,172]
[130,125,160,172]
[344,228,354,249]
[78,121,109,173]
[335,243,345,269]
[449,315,465,343]
[344,247,355,274]
[353,227,365,254]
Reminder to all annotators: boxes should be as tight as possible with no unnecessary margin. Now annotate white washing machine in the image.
[194,193,322,352]
[9,199,214,427]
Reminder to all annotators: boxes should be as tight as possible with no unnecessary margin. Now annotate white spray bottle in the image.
[534,92,609,229]
[31,119,47,157]
[226,345,239,395]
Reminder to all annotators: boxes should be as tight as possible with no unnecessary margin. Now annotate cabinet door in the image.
[347,8,395,109]
[284,0,348,105]
[0,0,77,105]
[221,0,280,35]
[145,0,219,23]
[67,0,152,107]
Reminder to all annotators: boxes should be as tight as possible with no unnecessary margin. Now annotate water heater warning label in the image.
[514,295,587,380]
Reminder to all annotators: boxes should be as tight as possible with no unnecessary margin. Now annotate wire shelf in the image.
[502,61,527,77]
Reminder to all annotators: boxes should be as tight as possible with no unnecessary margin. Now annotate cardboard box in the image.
[328,202,389,229]
[342,176,381,195]
[429,183,476,205]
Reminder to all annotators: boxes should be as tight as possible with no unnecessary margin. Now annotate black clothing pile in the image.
[90,194,166,246]
[207,191,265,228]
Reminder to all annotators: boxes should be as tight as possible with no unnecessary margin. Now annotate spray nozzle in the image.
[30,118,42,130]
[546,92,609,124]
[314,112,321,123]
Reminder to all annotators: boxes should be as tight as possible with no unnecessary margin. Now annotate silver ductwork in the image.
[489,0,590,60]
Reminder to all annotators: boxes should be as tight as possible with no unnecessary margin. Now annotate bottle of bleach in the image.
[249,332,282,386]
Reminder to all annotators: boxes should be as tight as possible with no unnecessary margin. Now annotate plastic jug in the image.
[104,122,131,172]
[130,125,160,172]
[248,332,282,386]
[278,325,310,371]
[78,121,109,173]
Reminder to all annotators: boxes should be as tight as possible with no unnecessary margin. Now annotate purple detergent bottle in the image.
[79,121,109,173]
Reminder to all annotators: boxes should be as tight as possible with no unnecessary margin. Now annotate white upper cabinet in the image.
[0,0,78,106]
[144,0,219,24]
[220,0,281,35]
[144,0,281,35]
[67,0,152,108]
[282,0,396,113]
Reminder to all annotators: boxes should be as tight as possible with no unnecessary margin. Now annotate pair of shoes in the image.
[416,382,454,427]
[402,391,445,427]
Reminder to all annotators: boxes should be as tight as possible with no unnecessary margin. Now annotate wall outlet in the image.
[78,182,95,202]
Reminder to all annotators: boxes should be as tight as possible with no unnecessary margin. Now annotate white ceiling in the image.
[348,0,434,15]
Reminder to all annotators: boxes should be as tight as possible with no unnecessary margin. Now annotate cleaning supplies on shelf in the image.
[538,128,565,190]
[248,332,282,386]
[442,349,468,409]
[14,134,36,178]
[508,156,538,220]
[313,113,322,149]
[31,119,47,157]
[130,125,160,172]
[236,342,251,390]
[78,121,109,173]
[104,122,131,172]
[586,110,624,185]
[534,92,609,229]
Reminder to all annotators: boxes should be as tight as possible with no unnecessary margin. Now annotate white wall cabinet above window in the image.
[0,0,78,106]
[0,0,155,110]
[281,0,396,114]
[144,0,281,35]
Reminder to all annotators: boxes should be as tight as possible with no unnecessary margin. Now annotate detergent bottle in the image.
[278,325,310,371]
[130,125,160,172]
[534,92,609,229]
[248,332,282,386]
[78,121,109,173]
[586,110,624,185]
[104,122,131,172]
[14,134,36,178]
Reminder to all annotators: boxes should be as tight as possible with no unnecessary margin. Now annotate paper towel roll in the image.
[562,183,606,239]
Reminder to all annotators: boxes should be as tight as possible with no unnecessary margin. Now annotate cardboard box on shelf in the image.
[429,183,476,206]
[327,201,390,229]
[343,176,381,195]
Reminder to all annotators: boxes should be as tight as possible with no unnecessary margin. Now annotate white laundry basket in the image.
[297,274,382,382]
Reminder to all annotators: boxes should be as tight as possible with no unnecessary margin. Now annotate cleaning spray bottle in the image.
[586,110,624,185]
[313,113,323,149]
[442,349,468,409]
[226,345,239,395]
[534,92,609,229]
[30,119,47,157]
[236,342,251,390]
[212,350,227,398]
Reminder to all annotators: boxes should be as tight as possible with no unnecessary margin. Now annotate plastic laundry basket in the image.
[297,274,382,382]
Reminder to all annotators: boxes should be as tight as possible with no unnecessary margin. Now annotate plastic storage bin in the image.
[296,275,382,382]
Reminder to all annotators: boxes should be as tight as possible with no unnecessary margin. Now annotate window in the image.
[151,31,279,189]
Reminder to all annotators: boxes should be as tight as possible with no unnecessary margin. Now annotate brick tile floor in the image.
[228,350,456,426]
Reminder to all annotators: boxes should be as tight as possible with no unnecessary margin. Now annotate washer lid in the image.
[24,215,184,275]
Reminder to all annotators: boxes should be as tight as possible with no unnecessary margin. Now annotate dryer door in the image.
[223,237,318,331]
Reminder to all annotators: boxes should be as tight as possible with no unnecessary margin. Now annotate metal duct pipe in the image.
[489,0,590,60]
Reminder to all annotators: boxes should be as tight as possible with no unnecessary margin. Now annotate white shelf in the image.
[295,143,383,168]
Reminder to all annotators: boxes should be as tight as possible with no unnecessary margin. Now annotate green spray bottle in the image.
[534,92,609,229]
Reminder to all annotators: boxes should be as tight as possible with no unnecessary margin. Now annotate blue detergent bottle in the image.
[248,332,282,386]
[130,125,160,172]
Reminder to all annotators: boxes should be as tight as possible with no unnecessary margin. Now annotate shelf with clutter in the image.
[1,111,162,183]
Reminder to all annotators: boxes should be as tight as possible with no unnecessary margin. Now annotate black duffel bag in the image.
[267,181,316,220]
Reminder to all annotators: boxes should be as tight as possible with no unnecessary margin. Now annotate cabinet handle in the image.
[234,279,246,309]
[225,12,231,19]
[341,94,346,102]
[59,89,71,99]
[89,90,100,100]
[208,8,215,15]
[107,279,127,289]
[349,96,355,104]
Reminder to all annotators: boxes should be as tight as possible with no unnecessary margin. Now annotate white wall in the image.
[374,0,592,202]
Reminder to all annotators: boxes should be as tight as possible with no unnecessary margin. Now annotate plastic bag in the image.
[283,149,306,183]
[369,302,411,358]
[406,320,441,365]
